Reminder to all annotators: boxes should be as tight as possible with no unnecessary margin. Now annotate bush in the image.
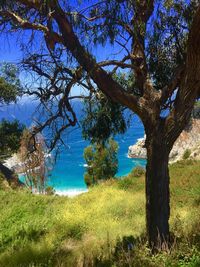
[45,186,55,195]
[182,149,191,160]
[130,166,145,177]
[118,177,134,190]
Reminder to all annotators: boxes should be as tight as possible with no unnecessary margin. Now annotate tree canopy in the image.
[0,119,25,157]
[0,1,198,146]
[0,63,22,105]
[0,63,24,158]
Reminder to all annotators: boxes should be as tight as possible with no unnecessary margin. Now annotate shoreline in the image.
[55,188,88,197]
[4,154,89,198]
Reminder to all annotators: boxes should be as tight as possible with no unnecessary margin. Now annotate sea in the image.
[0,100,146,195]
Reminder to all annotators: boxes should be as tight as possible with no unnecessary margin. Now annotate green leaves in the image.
[83,139,119,187]
[82,92,127,144]
[0,77,18,104]
[0,63,22,105]
[0,119,25,157]
[146,1,197,92]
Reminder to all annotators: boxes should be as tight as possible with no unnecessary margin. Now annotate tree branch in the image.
[98,56,132,69]
[0,10,63,46]
[165,4,200,146]
[160,64,185,104]
[131,0,154,97]
[42,0,148,119]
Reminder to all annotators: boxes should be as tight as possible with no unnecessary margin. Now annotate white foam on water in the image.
[55,189,88,197]
[78,163,88,167]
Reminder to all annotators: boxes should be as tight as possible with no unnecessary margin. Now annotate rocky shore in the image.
[128,119,200,163]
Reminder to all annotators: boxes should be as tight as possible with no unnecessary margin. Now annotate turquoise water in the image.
[1,101,146,192]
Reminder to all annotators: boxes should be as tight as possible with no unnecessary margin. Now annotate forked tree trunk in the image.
[145,134,171,251]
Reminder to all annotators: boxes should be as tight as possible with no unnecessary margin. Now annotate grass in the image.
[0,160,199,266]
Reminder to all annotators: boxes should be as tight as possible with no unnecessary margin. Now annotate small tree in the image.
[84,139,118,187]
[82,93,123,187]
[19,129,51,193]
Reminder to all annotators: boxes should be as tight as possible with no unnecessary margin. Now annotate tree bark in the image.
[145,133,171,251]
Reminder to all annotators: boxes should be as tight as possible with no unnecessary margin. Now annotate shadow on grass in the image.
[0,244,55,267]
[0,230,200,267]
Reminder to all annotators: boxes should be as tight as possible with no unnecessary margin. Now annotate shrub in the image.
[45,186,55,195]
[130,166,145,177]
[118,177,134,190]
[66,222,86,240]
[182,149,191,160]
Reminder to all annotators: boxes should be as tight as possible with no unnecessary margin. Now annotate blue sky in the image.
[0,32,126,99]
[0,0,131,99]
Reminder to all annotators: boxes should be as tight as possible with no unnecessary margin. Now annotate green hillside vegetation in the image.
[0,160,199,267]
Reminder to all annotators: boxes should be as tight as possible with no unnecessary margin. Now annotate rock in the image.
[3,153,23,173]
[0,162,24,188]
[128,119,200,163]
[128,137,146,159]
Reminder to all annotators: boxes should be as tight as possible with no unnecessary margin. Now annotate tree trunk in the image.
[145,135,171,251]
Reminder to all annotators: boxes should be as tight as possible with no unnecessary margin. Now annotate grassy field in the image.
[0,160,199,266]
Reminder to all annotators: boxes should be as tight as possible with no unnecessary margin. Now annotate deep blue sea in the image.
[0,100,146,193]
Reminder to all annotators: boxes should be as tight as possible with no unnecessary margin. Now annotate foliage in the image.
[81,72,134,144]
[182,149,191,160]
[0,63,22,105]
[0,160,199,266]
[0,63,24,158]
[82,92,127,144]
[84,138,119,187]
[45,186,55,195]
[130,166,146,178]
[0,119,25,157]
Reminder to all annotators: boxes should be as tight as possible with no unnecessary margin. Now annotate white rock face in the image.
[128,119,200,162]
[128,137,147,159]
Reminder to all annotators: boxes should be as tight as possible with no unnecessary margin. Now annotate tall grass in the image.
[0,160,199,266]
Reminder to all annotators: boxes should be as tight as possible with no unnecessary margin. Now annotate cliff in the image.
[0,162,24,189]
[128,119,200,162]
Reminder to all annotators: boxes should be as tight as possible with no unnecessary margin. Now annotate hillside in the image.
[0,162,23,190]
[128,119,200,162]
[0,160,199,267]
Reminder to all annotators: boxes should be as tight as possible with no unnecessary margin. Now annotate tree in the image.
[0,63,24,186]
[0,63,24,158]
[0,119,25,157]
[19,129,52,193]
[82,91,125,187]
[84,139,118,187]
[0,0,200,250]
[0,63,22,105]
